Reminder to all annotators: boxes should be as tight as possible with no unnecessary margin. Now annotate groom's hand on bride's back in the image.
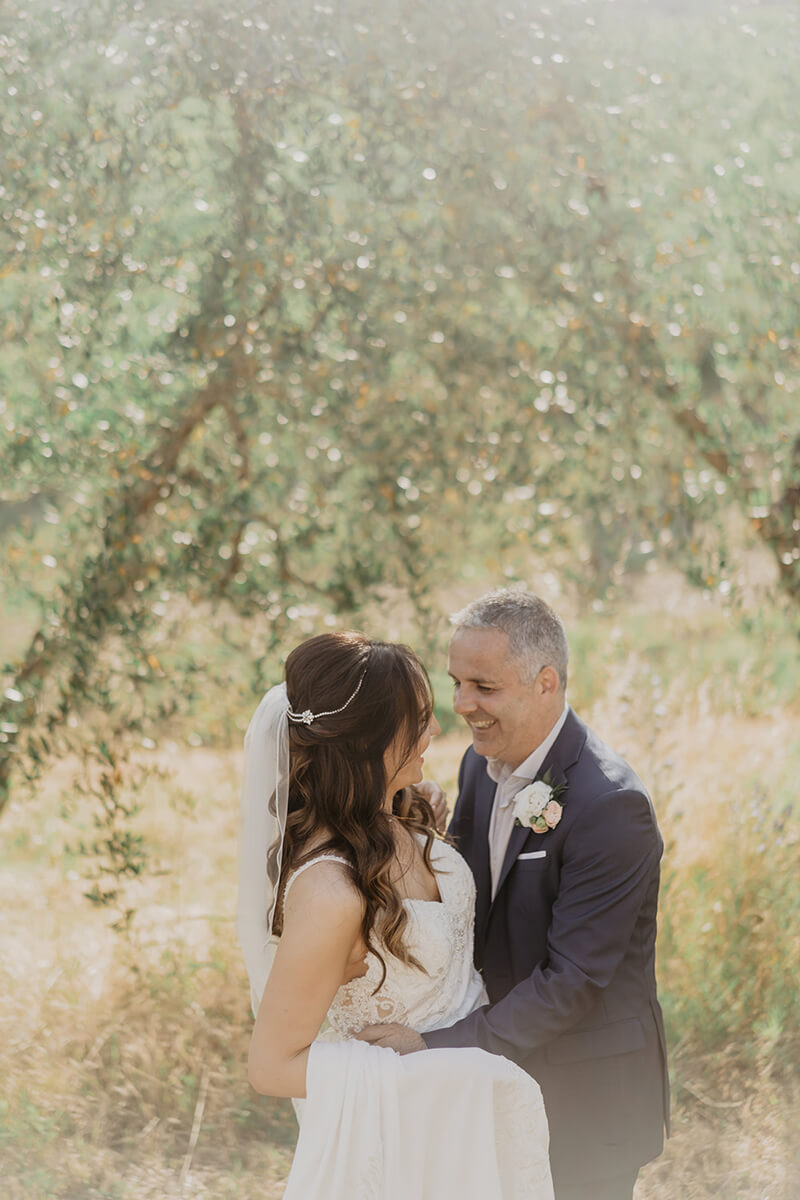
[415,780,448,832]
[355,1023,426,1055]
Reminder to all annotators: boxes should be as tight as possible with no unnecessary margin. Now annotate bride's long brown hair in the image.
[277,631,438,985]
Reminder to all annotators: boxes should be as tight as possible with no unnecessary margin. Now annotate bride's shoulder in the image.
[284,855,364,922]
[280,859,365,967]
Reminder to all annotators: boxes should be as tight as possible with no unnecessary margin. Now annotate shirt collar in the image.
[486,703,569,796]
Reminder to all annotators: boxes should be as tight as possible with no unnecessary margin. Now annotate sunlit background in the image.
[1,1,799,1196]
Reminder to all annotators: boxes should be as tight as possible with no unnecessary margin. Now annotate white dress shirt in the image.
[487,704,569,899]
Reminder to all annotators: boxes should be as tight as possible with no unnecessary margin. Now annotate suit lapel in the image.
[489,709,585,905]
[472,768,495,954]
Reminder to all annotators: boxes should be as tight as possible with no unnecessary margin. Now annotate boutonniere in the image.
[512,770,567,835]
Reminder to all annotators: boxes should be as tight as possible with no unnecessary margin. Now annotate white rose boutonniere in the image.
[512,772,567,835]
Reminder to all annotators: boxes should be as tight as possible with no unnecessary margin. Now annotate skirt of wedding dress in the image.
[284,1039,554,1200]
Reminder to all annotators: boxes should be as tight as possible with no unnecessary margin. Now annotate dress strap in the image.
[283,855,351,906]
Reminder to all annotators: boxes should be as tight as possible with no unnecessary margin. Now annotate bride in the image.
[237,631,553,1199]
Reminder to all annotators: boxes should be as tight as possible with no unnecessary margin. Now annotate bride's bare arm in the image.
[248,862,364,1099]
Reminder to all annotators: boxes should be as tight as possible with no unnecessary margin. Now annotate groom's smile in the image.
[466,716,497,746]
[448,627,565,771]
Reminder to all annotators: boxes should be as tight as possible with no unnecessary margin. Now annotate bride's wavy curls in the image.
[278,632,438,987]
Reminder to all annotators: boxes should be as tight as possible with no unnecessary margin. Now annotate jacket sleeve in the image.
[425,787,660,1061]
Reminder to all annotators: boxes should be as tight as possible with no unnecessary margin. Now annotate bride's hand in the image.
[415,780,448,832]
[355,1022,426,1055]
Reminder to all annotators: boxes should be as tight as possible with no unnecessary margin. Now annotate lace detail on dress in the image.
[326,837,486,1038]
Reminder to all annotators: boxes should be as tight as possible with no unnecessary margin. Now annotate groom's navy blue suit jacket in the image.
[425,709,669,1185]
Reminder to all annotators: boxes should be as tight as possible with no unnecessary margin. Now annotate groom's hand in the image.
[355,1023,426,1055]
[415,780,448,832]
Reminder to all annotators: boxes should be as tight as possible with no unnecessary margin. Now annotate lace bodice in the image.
[284,837,487,1039]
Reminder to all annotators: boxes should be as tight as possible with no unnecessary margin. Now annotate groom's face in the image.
[448,627,561,771]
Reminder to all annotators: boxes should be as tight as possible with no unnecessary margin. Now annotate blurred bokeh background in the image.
[1,1,798,1195]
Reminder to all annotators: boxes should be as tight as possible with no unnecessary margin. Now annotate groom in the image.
[360,589,669,1200]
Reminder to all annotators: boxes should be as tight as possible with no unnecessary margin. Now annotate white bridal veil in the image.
[236,683,290,1015]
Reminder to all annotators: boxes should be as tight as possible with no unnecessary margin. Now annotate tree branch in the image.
[0,366,238,814]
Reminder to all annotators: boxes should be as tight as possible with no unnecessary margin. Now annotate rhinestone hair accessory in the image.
[286,673,366,726]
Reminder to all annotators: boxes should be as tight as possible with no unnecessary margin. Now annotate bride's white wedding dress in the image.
[282,836,554,1200]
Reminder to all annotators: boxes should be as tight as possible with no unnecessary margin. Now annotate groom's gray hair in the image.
[450,588,569,689]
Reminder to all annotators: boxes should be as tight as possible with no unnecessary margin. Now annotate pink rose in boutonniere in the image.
[542,799,563,830]
[512,772,567,835]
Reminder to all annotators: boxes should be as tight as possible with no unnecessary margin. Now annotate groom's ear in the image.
[536,665,560,697]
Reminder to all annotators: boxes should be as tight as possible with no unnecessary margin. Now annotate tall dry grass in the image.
[1,750,295,1199]
[2,584,799,1198]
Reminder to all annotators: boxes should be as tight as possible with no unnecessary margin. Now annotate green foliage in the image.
[1,0,799,843]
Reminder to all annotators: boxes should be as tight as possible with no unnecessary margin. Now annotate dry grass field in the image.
[2,578,799,1199]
